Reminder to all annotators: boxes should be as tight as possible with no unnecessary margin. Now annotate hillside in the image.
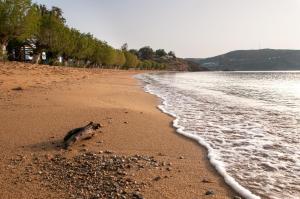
[154,57,208,71]
[187,49,300,71]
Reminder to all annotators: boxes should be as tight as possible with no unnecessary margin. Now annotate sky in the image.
[34,0,300,58]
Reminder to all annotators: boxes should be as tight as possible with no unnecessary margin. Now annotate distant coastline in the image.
[186,49,300,71]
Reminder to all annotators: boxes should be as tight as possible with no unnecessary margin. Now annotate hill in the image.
[187,49,300,71]
[154,57,209,71]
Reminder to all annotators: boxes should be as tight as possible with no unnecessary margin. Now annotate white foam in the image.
[135,74,261,199]
[135,72,300,199]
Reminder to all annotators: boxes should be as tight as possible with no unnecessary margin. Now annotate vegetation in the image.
[0,0,176,70]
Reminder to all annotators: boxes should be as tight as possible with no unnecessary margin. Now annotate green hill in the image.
[187,49,300,71]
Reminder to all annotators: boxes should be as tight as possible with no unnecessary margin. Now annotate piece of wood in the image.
[63,122,101,149]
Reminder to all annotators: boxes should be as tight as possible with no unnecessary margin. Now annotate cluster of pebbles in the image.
[24,152,169,199]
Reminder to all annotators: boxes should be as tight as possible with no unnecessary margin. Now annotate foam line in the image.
[136,75,261,199]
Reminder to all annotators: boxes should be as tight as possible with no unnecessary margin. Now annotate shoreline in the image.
[0,62,239,198]
[138,74,259,199]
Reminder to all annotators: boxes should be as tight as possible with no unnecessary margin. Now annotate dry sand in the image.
[0,62,239,198]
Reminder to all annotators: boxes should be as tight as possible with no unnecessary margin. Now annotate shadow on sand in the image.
[26,138,64,152]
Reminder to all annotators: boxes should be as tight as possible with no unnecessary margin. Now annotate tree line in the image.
[0,0,175,70]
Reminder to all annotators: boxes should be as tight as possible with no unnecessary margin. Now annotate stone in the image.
[153,176,161,181]
[202,178,212,183]
[11,86,23,91]
[205,190,214,195]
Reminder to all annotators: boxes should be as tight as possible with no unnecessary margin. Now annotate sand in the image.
[0,62,238,199]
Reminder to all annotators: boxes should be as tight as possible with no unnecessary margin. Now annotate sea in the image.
[137,71,300,199]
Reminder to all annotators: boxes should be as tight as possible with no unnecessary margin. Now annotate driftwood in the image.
[63,122,101,149]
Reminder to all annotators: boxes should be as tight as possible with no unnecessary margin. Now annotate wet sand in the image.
[0,62,238,198]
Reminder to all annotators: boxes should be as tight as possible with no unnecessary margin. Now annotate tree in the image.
[27,5,66,63]
[138,46,154,60]
[123,51,139,69]
[168,51,176,58]
[129,49,138,56]
[121,43,128,51]
[155,49,167,57]
[114,50,125,67]
[0,0,32,60]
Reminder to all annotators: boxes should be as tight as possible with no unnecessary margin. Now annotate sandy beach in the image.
[0,62,238,199]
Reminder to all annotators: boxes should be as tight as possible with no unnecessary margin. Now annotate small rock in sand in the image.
[104,150,114,154]
[11,86,23,91]
[205,190,214,195]
[157,152,165,156]
[153,176,161,181]
[202,178,212,183]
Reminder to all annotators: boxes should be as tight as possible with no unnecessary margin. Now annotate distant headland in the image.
[187,49,300,71]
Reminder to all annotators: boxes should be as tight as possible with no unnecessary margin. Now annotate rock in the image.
[166,167,172,171]
[202,178,212,183]
[23,152,166,199]
[11,86,23,91]
[179,156,184,159]
[132,192,143,199]
[153,176,161,181]
[104,150,113,154]
[80,148,88,152]
[205,190,214,195]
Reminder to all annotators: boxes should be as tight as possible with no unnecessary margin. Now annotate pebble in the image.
[205,190,214,195]
[202,178,212,183]
[11,86,23,91]
[153,176,161,181]
[23,152,166,199]
[104,150,114,154]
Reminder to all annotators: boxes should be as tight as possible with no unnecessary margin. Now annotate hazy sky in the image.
[34,0,300,58]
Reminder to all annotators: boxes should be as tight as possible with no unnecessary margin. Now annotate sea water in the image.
[137,71,300,199]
